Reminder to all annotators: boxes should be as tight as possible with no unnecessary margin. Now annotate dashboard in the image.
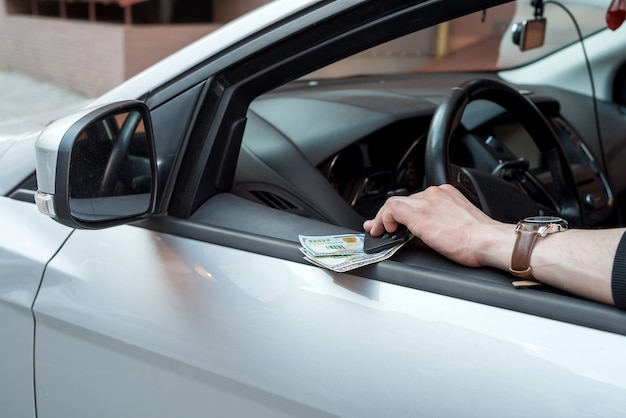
[234,74,619,230]
[318,118,428,219]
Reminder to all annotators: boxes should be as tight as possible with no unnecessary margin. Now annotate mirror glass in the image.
[68,109,153,222]
[522,18,546,50]
[512,18,546,51]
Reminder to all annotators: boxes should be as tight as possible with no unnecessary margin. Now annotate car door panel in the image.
[0,198,72,417]
[34,223,626,417]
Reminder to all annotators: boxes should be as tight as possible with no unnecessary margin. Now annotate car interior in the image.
[204,74,626,335]
[161,1,626,335]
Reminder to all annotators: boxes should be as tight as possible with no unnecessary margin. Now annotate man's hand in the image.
[363,184,511,268]
[364,184,621,306]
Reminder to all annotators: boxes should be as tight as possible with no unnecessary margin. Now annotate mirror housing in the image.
[511,17,546,51]
[35,101,158,229]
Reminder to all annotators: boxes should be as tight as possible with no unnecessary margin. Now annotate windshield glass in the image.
[307,0,611,78]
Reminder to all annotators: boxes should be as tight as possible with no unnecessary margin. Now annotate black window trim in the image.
[167,0,511,218]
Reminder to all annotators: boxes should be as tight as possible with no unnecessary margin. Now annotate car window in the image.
[304,0,610,78]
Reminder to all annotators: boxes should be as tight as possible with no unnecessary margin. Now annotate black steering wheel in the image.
[425,78,580,224]
[99,110,143,196]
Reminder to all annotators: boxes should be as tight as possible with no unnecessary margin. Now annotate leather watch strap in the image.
[509,229,539,278]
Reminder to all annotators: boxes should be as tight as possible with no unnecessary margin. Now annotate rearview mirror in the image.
[35,101,157,229]
[511,17,546,51]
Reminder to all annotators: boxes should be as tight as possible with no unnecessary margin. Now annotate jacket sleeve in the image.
[611,231,626,309]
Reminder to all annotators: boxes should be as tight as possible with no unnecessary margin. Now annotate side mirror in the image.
[511,17,546,51]
[35,101,158,229]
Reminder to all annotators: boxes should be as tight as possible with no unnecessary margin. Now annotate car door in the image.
[31,212,626,417]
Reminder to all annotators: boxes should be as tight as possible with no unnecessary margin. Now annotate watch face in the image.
[521,216,569,236]
[524,216,567,225]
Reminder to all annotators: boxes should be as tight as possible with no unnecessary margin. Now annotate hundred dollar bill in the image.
[299,236,410,272]
[298,234,365,256]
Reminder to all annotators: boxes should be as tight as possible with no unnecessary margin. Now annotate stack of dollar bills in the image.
[298,233,409,272]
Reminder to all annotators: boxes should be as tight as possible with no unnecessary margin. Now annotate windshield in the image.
[307,0,611,78]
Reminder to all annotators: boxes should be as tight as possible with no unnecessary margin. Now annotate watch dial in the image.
[525,216,568,225]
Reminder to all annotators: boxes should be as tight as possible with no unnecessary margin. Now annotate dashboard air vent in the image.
[250,190,298,211]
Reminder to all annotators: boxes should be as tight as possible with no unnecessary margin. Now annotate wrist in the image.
[475,223,517,271]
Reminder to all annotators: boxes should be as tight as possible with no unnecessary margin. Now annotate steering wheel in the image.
[99,110,143,196]
[425,78,580,224]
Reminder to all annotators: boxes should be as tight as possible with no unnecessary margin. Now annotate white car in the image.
[2,0,626,416]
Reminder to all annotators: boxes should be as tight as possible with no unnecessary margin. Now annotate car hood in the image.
[0,130,38,196]
[0,101,91,195]
[0,99,91,139]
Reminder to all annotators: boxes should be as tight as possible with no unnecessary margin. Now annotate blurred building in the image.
[0,1,514,98]
[0,0,269,96]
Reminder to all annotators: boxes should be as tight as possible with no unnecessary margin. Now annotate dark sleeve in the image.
[611,231,626,309]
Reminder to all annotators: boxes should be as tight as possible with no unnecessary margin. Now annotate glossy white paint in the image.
[34,226,626,417]
[34,106,100,195]
[0,198,72,417]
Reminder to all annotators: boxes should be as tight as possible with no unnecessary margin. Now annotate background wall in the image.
[0,1,514,98]
[0,0,268,96]
[0,16,125,96]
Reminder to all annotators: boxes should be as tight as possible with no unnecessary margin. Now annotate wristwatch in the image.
[509,215,568,285]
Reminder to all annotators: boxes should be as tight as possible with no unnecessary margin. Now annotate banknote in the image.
[299,234,365,256]
[299,233,410,272]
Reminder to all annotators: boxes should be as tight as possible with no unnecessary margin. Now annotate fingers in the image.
[363,184,502,268]
[364,194,421,236]
[363,185,483,237]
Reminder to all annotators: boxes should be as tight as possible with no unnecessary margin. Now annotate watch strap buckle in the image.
[512,279,543,288]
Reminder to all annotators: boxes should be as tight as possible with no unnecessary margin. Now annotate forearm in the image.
[364,186,626,306]
[477,225,624,305]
